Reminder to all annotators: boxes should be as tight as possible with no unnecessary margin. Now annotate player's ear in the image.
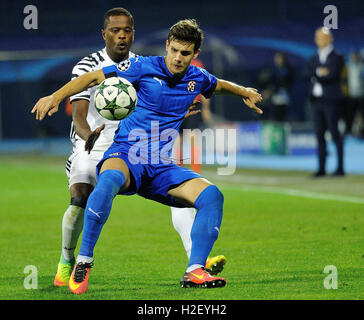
[101,29,106,41]
[165,40,169,52]
[193,49,200,60]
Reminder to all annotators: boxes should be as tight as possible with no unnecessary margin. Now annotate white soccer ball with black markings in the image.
[94,77,137,121]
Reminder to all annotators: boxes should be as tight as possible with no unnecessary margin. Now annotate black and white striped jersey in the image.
[69,48,136,151]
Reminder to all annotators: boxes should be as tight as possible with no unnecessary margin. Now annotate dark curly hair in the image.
[103,8,134,29]
[168,19,204,52]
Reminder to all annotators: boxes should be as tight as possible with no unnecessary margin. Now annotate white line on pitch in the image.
[223,185,364,204]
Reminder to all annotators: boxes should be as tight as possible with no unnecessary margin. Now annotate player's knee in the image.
[96,169,126,196]
[194,185,224,211]
[70,196,88,209]
[211,186,224,213]
[213,186,224,206]
[193,185,224,239]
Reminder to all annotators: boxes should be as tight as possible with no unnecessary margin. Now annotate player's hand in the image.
[184,101,201,119]
[242,87,263,114]
[31,95,60,120]
[85,123,105,154]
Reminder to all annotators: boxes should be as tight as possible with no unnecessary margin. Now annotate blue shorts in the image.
[96,142,201,207]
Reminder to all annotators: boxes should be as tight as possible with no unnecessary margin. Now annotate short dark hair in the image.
[168,19,204,52]
[103,8,134,29]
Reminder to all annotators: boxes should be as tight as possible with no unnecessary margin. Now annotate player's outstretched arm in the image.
[31,69,106,120]
[214,79,263,114]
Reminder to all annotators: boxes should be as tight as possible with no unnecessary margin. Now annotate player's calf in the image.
[61,202,85,262]
[78,169,126,258]
[187,185,224,270]
[55,202,85,286]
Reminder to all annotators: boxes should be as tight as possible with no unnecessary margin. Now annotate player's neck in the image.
[106,47,129,63]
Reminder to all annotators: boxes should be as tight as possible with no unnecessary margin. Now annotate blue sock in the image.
[79,169,125,259]
[188,185,224,269]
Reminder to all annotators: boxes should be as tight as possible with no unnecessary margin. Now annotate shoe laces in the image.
[74,262,93,283]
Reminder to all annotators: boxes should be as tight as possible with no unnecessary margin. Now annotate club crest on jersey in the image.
[117,60,131,72]
[187,81,196,92]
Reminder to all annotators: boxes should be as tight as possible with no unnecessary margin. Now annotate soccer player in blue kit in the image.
[32,19,263,294]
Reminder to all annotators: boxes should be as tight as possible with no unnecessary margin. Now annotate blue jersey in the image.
[102,56,217,163]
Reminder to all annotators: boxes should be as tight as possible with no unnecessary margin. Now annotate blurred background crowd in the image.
[1,0,363,173]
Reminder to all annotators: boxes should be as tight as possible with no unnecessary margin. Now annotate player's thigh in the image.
[99,157,131,193]
[67,150,100,191]
[167,177,213,207]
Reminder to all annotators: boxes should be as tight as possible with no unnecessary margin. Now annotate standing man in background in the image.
[305,27,345,177]
[270,52,294,122]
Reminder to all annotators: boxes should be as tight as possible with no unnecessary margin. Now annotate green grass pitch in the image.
[1,155,364,300]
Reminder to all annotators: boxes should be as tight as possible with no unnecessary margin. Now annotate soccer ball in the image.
[94,77,137,121]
